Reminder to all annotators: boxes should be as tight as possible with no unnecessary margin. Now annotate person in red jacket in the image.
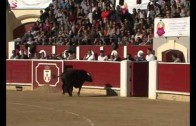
[101,7,110,24]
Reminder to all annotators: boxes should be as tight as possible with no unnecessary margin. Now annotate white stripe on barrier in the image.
[156,90,190,96]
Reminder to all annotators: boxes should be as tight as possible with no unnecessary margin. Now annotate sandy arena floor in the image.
[7,90,189,126]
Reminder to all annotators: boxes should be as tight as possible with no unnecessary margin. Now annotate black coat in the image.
[61,69,93,96]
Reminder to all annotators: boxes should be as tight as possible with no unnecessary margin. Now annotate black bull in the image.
[53,69,93,96]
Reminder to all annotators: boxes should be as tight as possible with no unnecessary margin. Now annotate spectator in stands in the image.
[165,10,172,18]
[134,29,143,42]
[26,37,35,46]
[135,50,146,61]
[98,50,108,61]
[172,53,181,62]
[10,50,17,59]
[108,53,121,61]
[20,49,28,59]
[62,50,69,60]
[123,54,134,61]
[83,49,96,61]
[47,53,53,59]
[40,52,47,59]
[15,52,21,59]
[145,48,155,61]
[52,53,58,59]
[18,0,193,49]
[31,52,40,59]
[39,10,48,25]
[67,50,76,60]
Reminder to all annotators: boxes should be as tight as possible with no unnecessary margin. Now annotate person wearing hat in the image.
[135,50,146,61]
[98,50,108,61]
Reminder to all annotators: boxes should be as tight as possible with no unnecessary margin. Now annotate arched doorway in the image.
[13,22,35,39]
[162,49,185,62]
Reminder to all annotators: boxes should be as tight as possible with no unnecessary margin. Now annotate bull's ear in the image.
[87,72,91,76]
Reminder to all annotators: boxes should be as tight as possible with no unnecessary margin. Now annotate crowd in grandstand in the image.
[11,0,189,60]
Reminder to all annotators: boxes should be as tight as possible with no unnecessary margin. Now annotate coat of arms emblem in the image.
[43,66,51,83]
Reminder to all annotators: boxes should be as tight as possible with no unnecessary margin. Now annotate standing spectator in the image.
[39,10,48,25]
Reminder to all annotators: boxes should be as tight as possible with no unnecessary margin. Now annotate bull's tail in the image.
[51,73,64,79]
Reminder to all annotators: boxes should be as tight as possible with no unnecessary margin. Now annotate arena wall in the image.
[6,59,190,101]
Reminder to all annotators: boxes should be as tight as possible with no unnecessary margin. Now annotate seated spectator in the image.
[109,44,121,61]
[20,49,28,59]
[67,50,76,60]
[98,50,108,61]
[172,53,181,62]
[15,52,21,59]
[135,50,146,61]
[134,29,143,41]
[40,52,47,59]
[10,50,16,59]
[145,48,155,61]
[123,54,134,61]
[110,49,118,58]
[10,50,20,59]
[47,53,53,59]
[63,50,69,60]
[108,53,121,61]
[32,52,40,59]
[83,49,95,61]
[51,53,58,59]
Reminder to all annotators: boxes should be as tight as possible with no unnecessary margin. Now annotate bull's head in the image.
[86,72,93,82]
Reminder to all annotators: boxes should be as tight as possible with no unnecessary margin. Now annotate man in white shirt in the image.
[98,50,108,61]
[145,48,155,61]
[83,50,95,61]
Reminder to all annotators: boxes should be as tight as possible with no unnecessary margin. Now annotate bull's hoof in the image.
[68,94,73,97]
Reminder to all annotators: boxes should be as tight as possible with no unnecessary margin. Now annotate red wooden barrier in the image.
[6,60,32,84]
[157,64,190,92]
[63,61,121,88]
